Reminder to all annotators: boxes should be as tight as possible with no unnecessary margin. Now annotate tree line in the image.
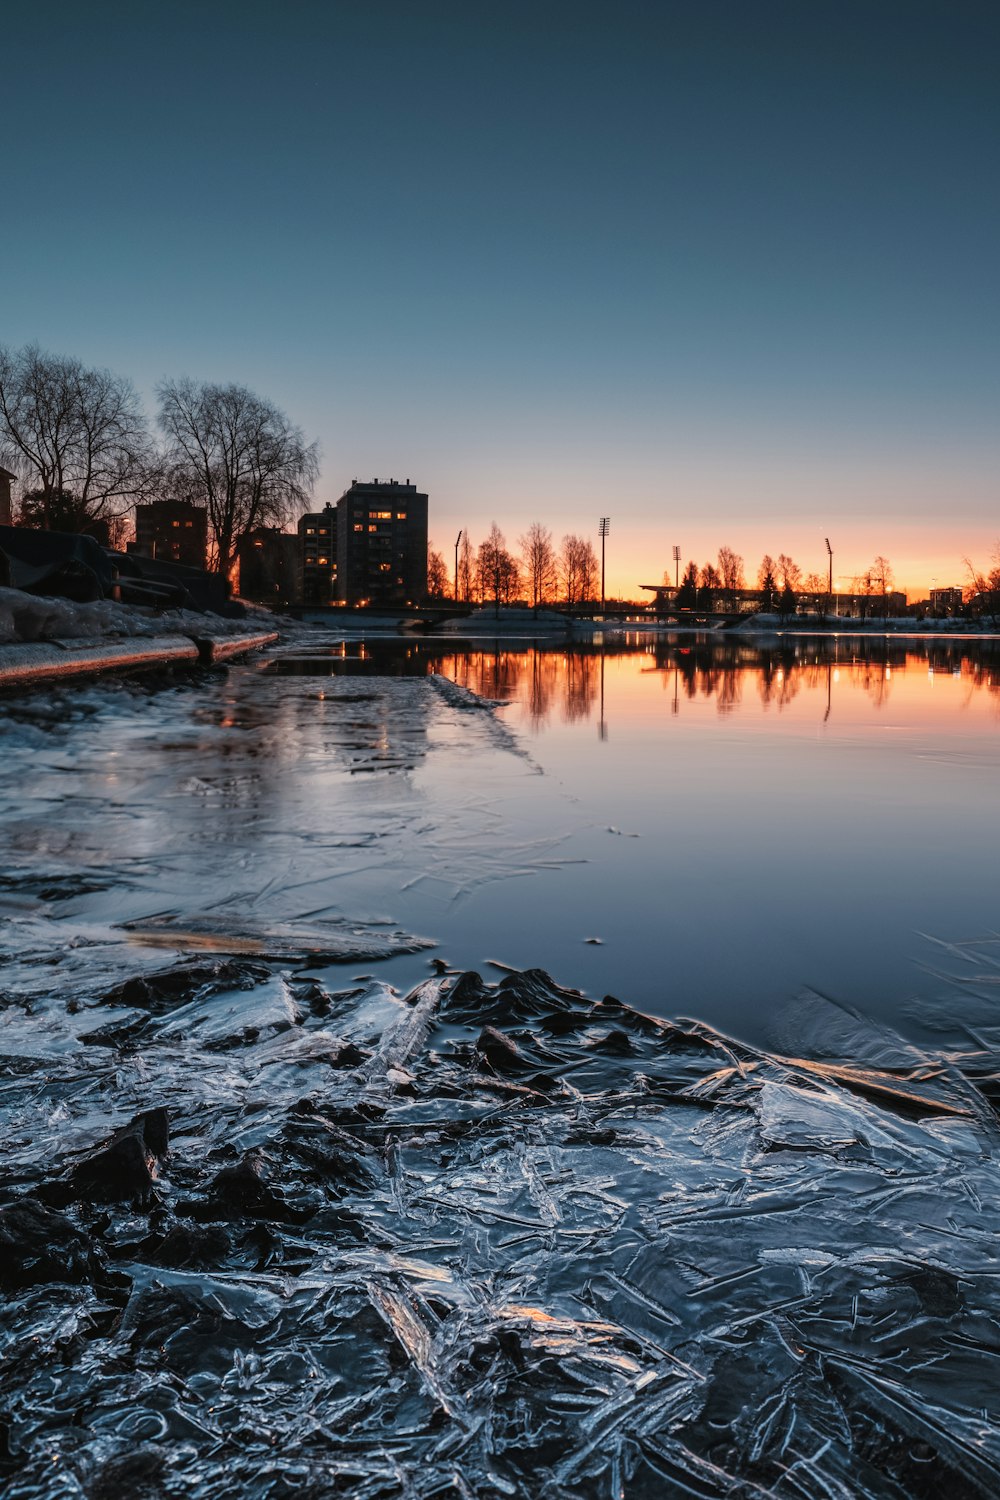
[427,522,601,611]
[0,343,318,575]
[669,547,901,619]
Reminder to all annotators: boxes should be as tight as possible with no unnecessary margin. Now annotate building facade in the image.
[132,500,208,569]
[298,504,338,604]
[335,479,428,606]
[238,527,301,605]
[0,467,14,527]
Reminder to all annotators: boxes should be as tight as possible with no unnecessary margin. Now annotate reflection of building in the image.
[0,466,14,527]
[336,479,427,606]
[132,500,207,568]
[238,527,300,605]
[298,504,337,604]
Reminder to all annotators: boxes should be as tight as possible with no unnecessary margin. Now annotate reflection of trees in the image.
[563,653,598,723]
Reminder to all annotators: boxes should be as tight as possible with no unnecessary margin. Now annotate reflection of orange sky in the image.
[432,642,1000,734]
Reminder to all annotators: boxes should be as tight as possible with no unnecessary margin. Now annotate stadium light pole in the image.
[825,537,833,616]
[673,545,681,589]
[454,530,463,602]
[599,517,610,613]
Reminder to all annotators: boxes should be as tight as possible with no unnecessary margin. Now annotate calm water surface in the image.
[272,631,1000,1046]
[4,631,998,1049]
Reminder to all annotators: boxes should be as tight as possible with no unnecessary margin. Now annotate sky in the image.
[1,0,997,598]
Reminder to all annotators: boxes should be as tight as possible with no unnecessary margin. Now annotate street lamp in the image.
[454,530,463,603]
[673,544,681,590]
[599,517,610,613]
[825,538,833,616]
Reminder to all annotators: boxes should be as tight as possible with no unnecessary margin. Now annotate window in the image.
[305,528,315,535]
[369,511,392,520]
[396,512,407,521]
[185,521,193,528]
[354,523,363,532]
[368,525,378,533]
[172,520,180,528]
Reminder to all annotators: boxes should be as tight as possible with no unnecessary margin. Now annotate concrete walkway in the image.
[0,630,278,688]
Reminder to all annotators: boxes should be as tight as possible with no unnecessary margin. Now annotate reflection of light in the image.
[885,667,891,679]
[776,670,783,682]
[833,669,840,682]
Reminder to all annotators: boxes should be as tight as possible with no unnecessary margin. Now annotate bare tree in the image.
[964,545,1000,627]
[777,553,802,591]
[476,522,521,615]
[717,545,744,593]
[158,378,318,576]
[869,555,894,620]
[427,546,448,598]
[519,522,558,612]
[560,535,599,604]
[700,561,721,589]
[0,343,152,533]
[458,532,474,602]
[802,571,831,620]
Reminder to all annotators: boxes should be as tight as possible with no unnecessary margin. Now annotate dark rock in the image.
[72,1131,156,1203]
[69,1108,169,1203]
[0,1197,96,1289]
[154,1222,231,1269]
[476,1025,528,1073]
[88,1447,167,1500]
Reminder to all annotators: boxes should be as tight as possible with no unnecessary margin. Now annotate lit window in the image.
[172,520,180,528]
[318,556,327,565]
[379,562,391,572]
[185,521,193,528]
[368,525,378,533]
[396,512,406,520]
[369,510,392,520]
[354,523,363,532]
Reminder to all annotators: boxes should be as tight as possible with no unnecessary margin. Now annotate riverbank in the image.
[3,950,1000,1499]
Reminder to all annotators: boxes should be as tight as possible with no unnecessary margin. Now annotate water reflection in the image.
[270,633,1000,730]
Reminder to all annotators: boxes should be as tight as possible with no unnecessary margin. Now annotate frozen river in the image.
[4,628,1000,1498]
[4,629,996,1047]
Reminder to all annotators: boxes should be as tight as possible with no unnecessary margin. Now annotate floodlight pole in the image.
[673,545,681,590]
[454,530,463,602]
[599,517,610,613]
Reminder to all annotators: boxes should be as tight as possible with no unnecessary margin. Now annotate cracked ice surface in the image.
[0,668,575,1005]
[4,960,1000,1498]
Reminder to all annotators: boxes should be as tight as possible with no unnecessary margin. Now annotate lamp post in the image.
[673,544,681,590]
[825,538,833,617]
[599,517,610,613]
[454,530,463,603]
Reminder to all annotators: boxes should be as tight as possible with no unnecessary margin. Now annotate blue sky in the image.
[2,0,997,593]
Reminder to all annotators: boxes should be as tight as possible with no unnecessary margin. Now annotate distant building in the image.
[296,480,429,608]
[238,527,301,605]
[335,479,428,606]
[298,503,338,604]
[132,500,208,569]
[929,587,964,615]
[0,467,14,527]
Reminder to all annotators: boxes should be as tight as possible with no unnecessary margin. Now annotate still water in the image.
[3,631,998,1048]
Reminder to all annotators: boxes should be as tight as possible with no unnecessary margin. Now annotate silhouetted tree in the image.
[476,522,521,615]
[802,571,831,620]
[676,560,699,610]
[519,522,558,612]
[0,343,152,533]
[560,535,598,604]
[458,532,474,601]
[158,378,318,576]
[964,546,1000,626]
[778,582,798,620]
[427,546,448,598]
[777,553,802,591]
[700,562,721,589]
[717,545,744,593]
[757,555,778,610]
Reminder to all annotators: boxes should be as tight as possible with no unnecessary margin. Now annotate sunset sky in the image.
[2,0,997,599]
